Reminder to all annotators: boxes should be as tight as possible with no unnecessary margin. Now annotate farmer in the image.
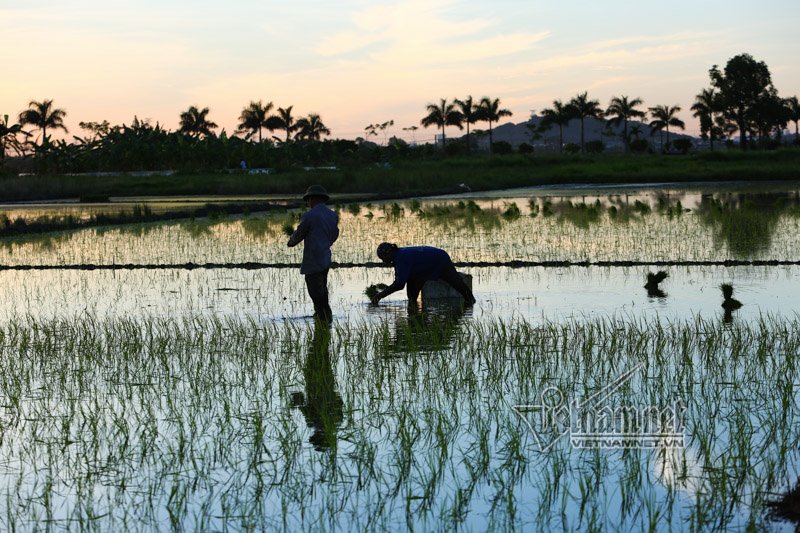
[370,243,476,306]
[287,185,339,323]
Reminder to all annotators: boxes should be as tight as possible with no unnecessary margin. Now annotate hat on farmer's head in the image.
[302,184,330,202]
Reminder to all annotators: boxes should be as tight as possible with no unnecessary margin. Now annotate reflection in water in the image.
[696,193,800,258]
[721,283,743,324]
[291,323,343,451]
[644,271,668,299]
[767,478,800,531]
[388,299,468,354]
[418,201,503,232]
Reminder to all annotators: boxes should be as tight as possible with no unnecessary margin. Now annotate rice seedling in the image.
[364,283,388,300]
[0,310,798,530]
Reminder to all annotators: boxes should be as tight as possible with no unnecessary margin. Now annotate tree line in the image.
[1,53,798,174]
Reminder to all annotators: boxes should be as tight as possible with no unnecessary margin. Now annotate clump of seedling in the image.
[644,271,668,297]
[364,283,388,300]
[281,221,294,237]
[502,203,521,220]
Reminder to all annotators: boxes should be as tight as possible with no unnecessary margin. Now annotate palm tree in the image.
[567,92,603,153]
[478,97,513,152]
[420,98,463,149]
[179,106,217,138]
[691,89,720,151]
[295,114,331,141]
[0,116,29,164]
[605,95,645,153]
[454,96,480,153]
[540,100,573,153]
[648,105,686,152]
[237,100,274,143]
[785,96,800,145]
[18,99,68,146]
[268,106,298,142]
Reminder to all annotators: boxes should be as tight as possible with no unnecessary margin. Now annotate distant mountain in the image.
[471,116,697,151]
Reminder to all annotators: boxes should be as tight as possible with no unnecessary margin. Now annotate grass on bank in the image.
[1,149,800,202]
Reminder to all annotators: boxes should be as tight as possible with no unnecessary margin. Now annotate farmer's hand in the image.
[370,295,380,306]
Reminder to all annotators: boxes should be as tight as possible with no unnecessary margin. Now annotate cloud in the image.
[315,0,549,65]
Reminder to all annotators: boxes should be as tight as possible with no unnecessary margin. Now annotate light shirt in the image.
[288,203,339,274]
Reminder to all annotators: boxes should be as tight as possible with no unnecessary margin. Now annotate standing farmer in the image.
[370,243,476,307]
[288,185,339,323]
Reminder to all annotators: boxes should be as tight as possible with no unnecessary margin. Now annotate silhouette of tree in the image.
[540,100,572,154]
[0,116,30,165]
[477,97,512,152]
[237,100,274,143]
[454,96,480,153]
[268,106,298,143]
[295,114,331,141]
[648,105,685,152]
[364,120,394,145]
[18,99,68,146]
[751,92,789,146]
[420,99,463,149]
[605,95,645,153]
[786,96,800,145]
[566,92,603,153]
[179,106,217,138]
[691,89,722,151]
[710,53,776,150]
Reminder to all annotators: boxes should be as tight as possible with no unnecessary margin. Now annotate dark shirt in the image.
[385,246,452,293]
[287,203,339,274]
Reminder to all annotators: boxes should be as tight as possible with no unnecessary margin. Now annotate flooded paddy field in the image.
[2,183,800,530]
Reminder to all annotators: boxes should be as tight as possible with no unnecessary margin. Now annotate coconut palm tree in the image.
[0,116,29,164]
[237,100,274,143]
[18,99,68,146]
[477,97,513,152]
[605,95,645,153]
[454,96,480,153]
[567,92,603,153]
[691,89,721,151]
[268,106,298,143]
[179,106,217,138]
[540,100,573,153]
[295,114,331,141]
[420,98,463,148]
[785,96,800,145]
[648,105,686,152]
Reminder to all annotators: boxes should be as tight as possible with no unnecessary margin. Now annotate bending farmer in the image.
[288,185,340,323]
[370,243,476,306]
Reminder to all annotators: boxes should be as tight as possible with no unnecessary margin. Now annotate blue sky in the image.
[2,0,798,141]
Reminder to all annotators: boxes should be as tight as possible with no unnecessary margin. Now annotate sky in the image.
[2,0,799,143]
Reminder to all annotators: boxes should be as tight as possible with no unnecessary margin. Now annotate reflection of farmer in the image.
[287,185,339,323]
[291,323,343,451]
[370,243,476,306]
[390,300,466,354]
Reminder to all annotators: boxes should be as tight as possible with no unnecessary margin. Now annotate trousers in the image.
[406,262,474,303]
[305,269,332,322]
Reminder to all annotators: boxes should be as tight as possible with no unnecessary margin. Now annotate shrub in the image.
[672,138,693,154]
[491,141,513,155]
[629,139,650,153]
[518,143,534,154]
[585,140,605,153]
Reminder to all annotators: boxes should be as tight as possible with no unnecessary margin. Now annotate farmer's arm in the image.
[331,213,340,244]
[372,262,410,303]
[287,214,310,247]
